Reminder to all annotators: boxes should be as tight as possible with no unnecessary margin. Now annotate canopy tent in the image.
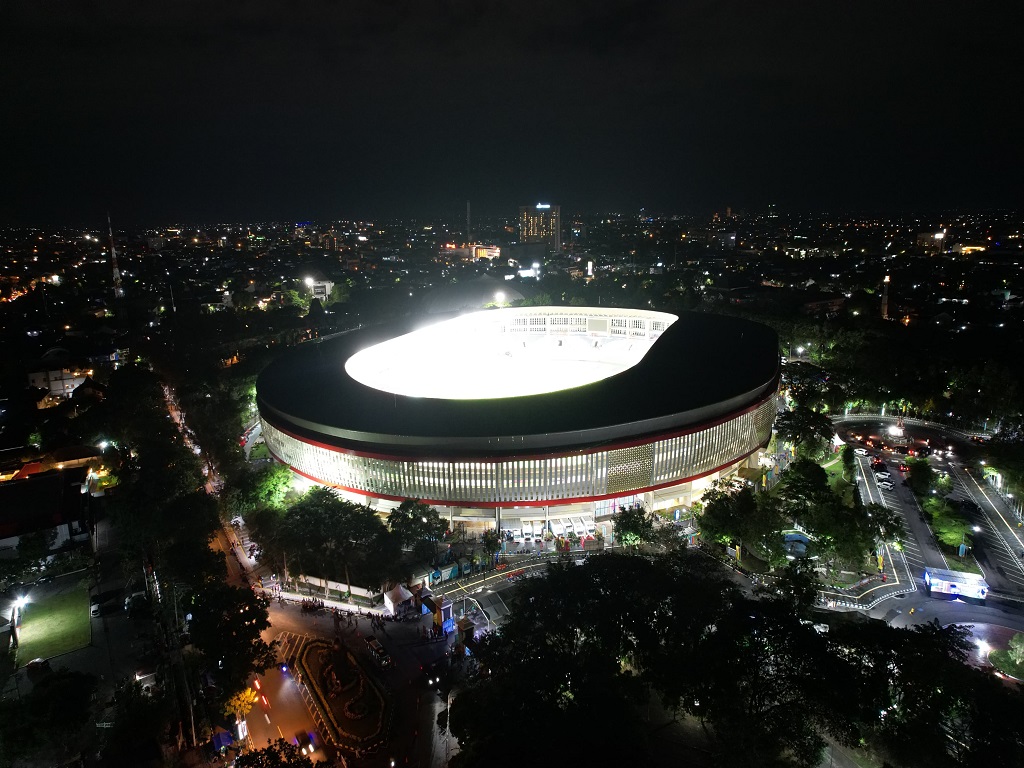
[211,728,233,751]
[383,584,414,615]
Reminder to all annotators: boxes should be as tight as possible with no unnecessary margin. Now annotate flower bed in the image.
[298,639,388,749]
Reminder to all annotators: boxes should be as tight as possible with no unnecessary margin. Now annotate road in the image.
[160,383,325,760]
[836,418,1024,629]
[246,662,325,762]
[949,464,1024,597]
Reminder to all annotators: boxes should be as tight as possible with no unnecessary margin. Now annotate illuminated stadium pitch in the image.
[345,309,678,400]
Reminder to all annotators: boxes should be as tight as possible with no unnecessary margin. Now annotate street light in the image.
[960,526,982,560]
[494,291,505,307]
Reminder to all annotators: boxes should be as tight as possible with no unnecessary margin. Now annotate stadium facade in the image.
[257,307,779,536]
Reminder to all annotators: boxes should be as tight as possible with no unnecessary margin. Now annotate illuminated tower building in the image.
[881,275,890,320]
[518,203,561,252]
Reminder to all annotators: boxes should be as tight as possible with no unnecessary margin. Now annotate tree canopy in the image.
[233,738,315,768]
[612,503,657,550]
[448,552,1024,768]
[186,581,278,693]
[776,405,834,458]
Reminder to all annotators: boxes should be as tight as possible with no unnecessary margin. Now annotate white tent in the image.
[383,584,414,615]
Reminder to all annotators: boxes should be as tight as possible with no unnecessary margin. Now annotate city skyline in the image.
[2,2,1023,227]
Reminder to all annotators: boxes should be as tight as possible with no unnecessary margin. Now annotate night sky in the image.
[2,1,1022,226]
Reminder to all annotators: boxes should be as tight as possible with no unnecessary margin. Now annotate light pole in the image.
[961,525,982,560]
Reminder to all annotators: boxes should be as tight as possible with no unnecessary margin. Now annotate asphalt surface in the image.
[834,417,1024,637]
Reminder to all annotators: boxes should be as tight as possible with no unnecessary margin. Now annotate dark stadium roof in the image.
[256,310,779,458]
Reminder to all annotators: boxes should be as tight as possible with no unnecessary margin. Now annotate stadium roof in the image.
[257,309,779,458]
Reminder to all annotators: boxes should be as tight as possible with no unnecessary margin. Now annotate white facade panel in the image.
[262,394,775,507]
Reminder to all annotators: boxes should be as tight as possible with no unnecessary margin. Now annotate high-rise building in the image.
[519,203,561,252]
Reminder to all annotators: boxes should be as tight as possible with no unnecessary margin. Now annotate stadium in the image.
[256,307,780,538]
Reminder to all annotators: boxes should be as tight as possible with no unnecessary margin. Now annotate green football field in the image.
[16,578,91,665]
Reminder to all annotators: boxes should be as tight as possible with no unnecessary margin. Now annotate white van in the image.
[585,518,596,536]
[552,520,564,537]
[522,522,533,538]
[563,519,576,537]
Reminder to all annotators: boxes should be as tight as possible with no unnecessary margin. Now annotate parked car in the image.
[125,591,149,617]
[877,480,895,491]
[875,471,891,480]
[898,463,910,472]
[853,447,868,456]
[90,596,102,617]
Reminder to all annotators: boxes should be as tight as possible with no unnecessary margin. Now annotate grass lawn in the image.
[941,552,985,576]
[822,458,856,505]
[17,578,91,665]
[990,648,1024,680]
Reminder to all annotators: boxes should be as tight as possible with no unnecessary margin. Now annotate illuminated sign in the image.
[536,203,550,209]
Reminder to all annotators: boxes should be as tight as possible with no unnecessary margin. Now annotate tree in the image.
[866,502,905,545]
[670,599,841,767]
[776,405,834,458]
[449,555,664,768]
[841,443,856,479]
[329,281,351,305]
[0,668,99,764]
[387,498,447,561]
[284,487,387,591]
[224,687,258,722]
[777,458,831,524]
[186,581,277,693]
[905,456,935,496]
[923,496,971,548]
[480,527,501,561]
[698,481,787,565]
[102,677,172,768]
[1010,632,1024,667]
[613,503,656,550]
[784,361,829,409]
[234,738,315,768]
[763,557,821,615]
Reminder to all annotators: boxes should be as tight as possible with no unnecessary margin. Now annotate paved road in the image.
[950,464,1024,597]
[246,650,326,762]
[835,419,1024,631]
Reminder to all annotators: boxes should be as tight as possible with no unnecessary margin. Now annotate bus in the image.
[923,567,988,603]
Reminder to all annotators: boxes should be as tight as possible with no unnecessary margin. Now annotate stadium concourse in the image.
[257,306,780,538]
